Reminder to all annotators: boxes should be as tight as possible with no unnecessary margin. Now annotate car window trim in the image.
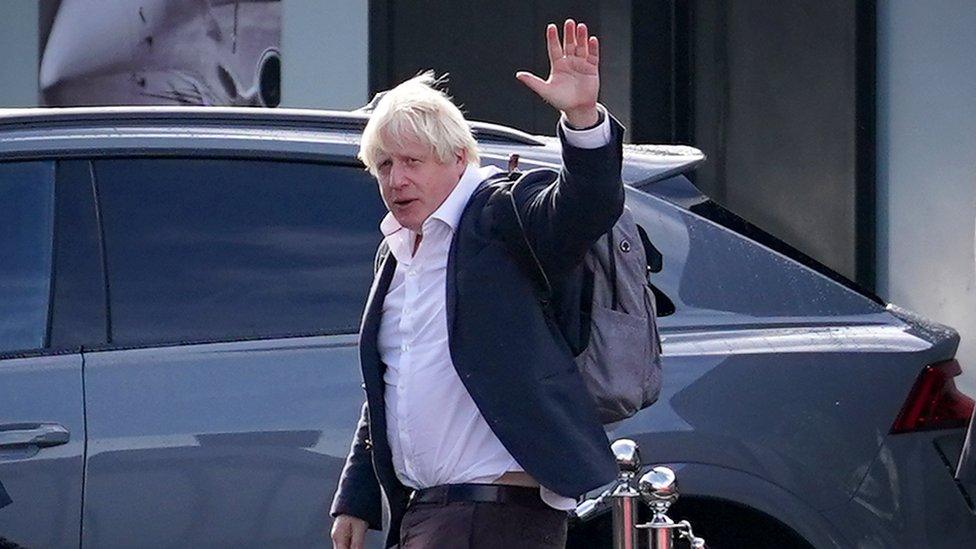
[75,328,361,355]
[43,163,58,348]
[46,160,111,351]
[0,148,367,168]
[0,346,85,362]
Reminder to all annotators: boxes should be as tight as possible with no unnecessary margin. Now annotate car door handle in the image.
[0,423,70,448]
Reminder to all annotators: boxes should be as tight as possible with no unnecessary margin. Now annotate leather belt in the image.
[409,483,549,510]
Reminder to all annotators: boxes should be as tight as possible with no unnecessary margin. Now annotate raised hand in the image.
[516,19,600,128]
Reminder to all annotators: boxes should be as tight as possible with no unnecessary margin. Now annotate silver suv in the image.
[1,107,973,548]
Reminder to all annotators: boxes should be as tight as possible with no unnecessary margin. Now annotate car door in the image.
[79,157,388,548]
[0,161,87,548]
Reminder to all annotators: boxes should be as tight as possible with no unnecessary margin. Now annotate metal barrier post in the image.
[574,439,705,549]
[636,466,706,549]
[609,439,641,549]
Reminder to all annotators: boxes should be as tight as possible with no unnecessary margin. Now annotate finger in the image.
[515,71,548,96]
[576,23,589,57]
[331,522,349,549]
[332,531,349,549]
[351,524,366,549]
[587,36,600,66]
[545,23,562,66]
[563,19,576,54]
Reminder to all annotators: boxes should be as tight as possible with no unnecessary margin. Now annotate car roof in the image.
[0,106,704,186]
[0,105,544,144]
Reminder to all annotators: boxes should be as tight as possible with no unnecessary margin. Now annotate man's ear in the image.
[454,150,468,175]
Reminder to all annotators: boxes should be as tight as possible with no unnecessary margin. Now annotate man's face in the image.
[375,135,466,233]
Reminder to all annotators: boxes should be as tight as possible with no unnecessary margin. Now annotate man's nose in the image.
[389,161,409,189]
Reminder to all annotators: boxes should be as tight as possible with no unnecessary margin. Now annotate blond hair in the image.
[359,71,480,176]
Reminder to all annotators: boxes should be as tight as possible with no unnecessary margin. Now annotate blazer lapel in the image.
[445,177,492,341]
[359,251,397,391]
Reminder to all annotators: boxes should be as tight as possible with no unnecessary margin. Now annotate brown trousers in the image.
[397,500,568,548]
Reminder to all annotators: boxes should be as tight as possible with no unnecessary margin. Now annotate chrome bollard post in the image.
[635,466,706,549]
[609,439,641,549]
[575,440,706,549]
[638,467,677,549]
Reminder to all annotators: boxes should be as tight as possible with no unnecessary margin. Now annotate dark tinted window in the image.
[688,197,884,305]
[95,159,385,345]
[0,162,55,353]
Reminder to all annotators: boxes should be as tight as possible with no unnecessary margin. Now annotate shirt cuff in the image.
[560,104,612,149]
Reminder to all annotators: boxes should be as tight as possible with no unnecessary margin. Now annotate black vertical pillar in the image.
[855,0,877,292]
[630,0,694,146]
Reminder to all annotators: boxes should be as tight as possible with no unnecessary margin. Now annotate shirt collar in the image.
[429,163,501,231]
[379,163,502,238]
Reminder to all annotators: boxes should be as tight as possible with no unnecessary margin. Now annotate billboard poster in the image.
[39,0,281,107]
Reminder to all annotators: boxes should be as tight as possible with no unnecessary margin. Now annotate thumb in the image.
[515,71,547,98]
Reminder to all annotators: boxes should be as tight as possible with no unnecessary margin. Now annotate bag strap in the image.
[606,230,618,310]
[505,188,554,302]
[497,153,557,299]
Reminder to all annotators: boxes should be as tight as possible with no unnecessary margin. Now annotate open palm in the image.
[517,19,600,127]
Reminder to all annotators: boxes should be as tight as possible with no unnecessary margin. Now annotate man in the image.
[331,19,623,548]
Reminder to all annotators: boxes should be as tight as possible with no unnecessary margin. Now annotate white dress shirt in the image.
[376,109,612,511]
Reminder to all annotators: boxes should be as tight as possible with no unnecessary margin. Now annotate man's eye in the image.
[407,158,421,164]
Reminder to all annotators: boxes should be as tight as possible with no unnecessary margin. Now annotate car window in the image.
[626,177,884,322]
[687,196,884,305]
[0,162,56,354]
[93,158,386,346]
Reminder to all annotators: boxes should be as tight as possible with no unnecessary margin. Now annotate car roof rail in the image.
[0,106,546,146]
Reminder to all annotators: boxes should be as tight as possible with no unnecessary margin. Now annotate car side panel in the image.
[613,189,944,511]
[835,430,976,548]
[80,336,385,548]
[0,354,85,549]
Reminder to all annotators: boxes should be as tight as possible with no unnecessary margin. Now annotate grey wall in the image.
[281,0,368,109]
[877,0,976,394]
[0,1,39,107]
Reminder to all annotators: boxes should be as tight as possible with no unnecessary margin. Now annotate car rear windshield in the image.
[688,197,885,306]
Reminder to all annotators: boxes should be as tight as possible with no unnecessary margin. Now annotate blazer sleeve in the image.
[507,113,626,279]
[329,401,383,530]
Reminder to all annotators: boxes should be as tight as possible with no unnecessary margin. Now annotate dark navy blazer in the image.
[331,117,626,548]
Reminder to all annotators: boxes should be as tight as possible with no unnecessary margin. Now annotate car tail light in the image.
[891,359,975,434]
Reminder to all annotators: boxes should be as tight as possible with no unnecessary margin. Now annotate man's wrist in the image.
[560,104,611,149]
[563,106,601,130]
